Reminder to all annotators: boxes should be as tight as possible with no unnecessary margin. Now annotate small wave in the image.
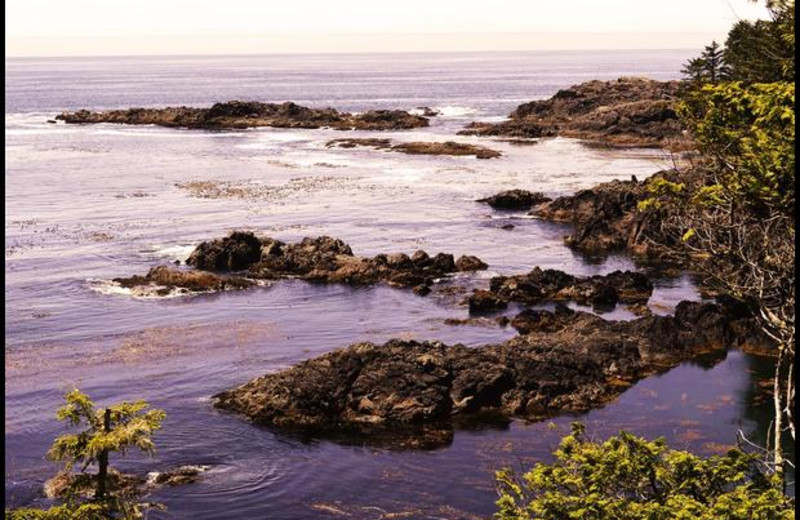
[87,278,270,300]
[435,106,478,118]
[87,279,188,299]
[144,244,197,262]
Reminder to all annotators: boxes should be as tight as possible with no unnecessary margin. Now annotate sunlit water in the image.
[5,51,780,518]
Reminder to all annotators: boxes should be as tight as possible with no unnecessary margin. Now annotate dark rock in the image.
[118,232,487,297]
[325,138,502,159]
[530,171,684,261]
[459,77,684,148]
[478,189,552,210]
[214,301,764,448]
[468,290,508,313]
[455,255,489,272]
[416,107,441,117]
[186,231,263,271]
[113,265,255,295]
[486,267,652,309]
[56,102,429,131]
[501,223,516,230]
[413,284,432,296]
[391,141,502,159]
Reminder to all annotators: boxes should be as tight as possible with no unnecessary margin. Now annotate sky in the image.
[5,0,772,57]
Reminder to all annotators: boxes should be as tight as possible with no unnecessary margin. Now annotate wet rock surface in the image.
[326,138,502,159]
[116,232,487,296]
[44,465,208,500]
[458,78,684,147]
[477,189,552,210]
[213,300,760,449]
[113,265,256,296]
[466,267,653,312]
[56,101,429,131]
[531,171,682,260]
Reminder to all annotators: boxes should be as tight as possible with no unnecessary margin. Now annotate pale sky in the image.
[5,0,772,57]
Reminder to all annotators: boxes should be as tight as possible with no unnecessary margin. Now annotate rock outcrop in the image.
[466,267,653,313]
[115,231,488,296]
[56,101,429,131]
[477,189,552,210]
[530,171,682,260]
[113,265,256,296]
[326,138,502,159]
[458,78,685,147]
[213,300,760,448]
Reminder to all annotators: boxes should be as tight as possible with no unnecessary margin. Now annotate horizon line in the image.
[5,47,697,61]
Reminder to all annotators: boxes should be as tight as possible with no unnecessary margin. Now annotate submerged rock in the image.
[458,77,684,147]
[213,300,760,448]
[326,138,502,159]
[56,101,429,131]
[113,265,255,296]
[477,189,552,210]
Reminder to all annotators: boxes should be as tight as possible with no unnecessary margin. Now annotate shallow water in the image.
[5,50,781,518]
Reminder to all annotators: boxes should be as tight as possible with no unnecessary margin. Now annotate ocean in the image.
[4,50,776,518]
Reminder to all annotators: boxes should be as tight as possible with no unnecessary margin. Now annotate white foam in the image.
[436,106,478,118]
[144,244,197,262]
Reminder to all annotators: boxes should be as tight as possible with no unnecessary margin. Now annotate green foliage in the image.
[638,177,685,211]
[724,1,794,83]
[47,389,166,472]
[5,503,109,520]
[495,424,795,519]
[681,41,730,84]
[679,81,795,217]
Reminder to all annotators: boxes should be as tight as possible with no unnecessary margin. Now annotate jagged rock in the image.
[186,231,263,271]
[468,289,508,313]
[486,267,653,310]
[511,304,575,334]
[459,78,684,147]
[117,232,488,297]
[213,300,762,448]
[477,190,552,210]
[530,171,684,260]
[56,102,429,131]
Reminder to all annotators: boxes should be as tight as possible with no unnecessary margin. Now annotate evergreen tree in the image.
[46,389,166,500]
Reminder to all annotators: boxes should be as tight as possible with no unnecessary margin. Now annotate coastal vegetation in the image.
[5,390,166,519]
[495,423,795,519]
[495,1,795,517]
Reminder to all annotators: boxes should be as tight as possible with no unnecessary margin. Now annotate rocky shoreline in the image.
[213,299,762,449]
[459,77,685,148]
[56,101,429,131]
[83,76,770,452]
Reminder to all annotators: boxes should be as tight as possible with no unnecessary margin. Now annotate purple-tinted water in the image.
[5,51,780,518]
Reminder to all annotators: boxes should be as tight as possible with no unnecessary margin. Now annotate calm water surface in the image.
[5,51,779,518]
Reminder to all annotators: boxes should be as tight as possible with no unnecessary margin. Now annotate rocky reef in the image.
[477,189,552,210]
[530,171,683,261]
[326,138,502,159]
[467,267,653,313]
[113,231,488,297]
[458,78,684,147]
[213,299,759,449]
[56,101,429,131]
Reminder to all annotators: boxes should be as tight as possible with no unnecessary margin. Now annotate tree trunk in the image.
[96,408,111,499]
[773,346,784,483]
